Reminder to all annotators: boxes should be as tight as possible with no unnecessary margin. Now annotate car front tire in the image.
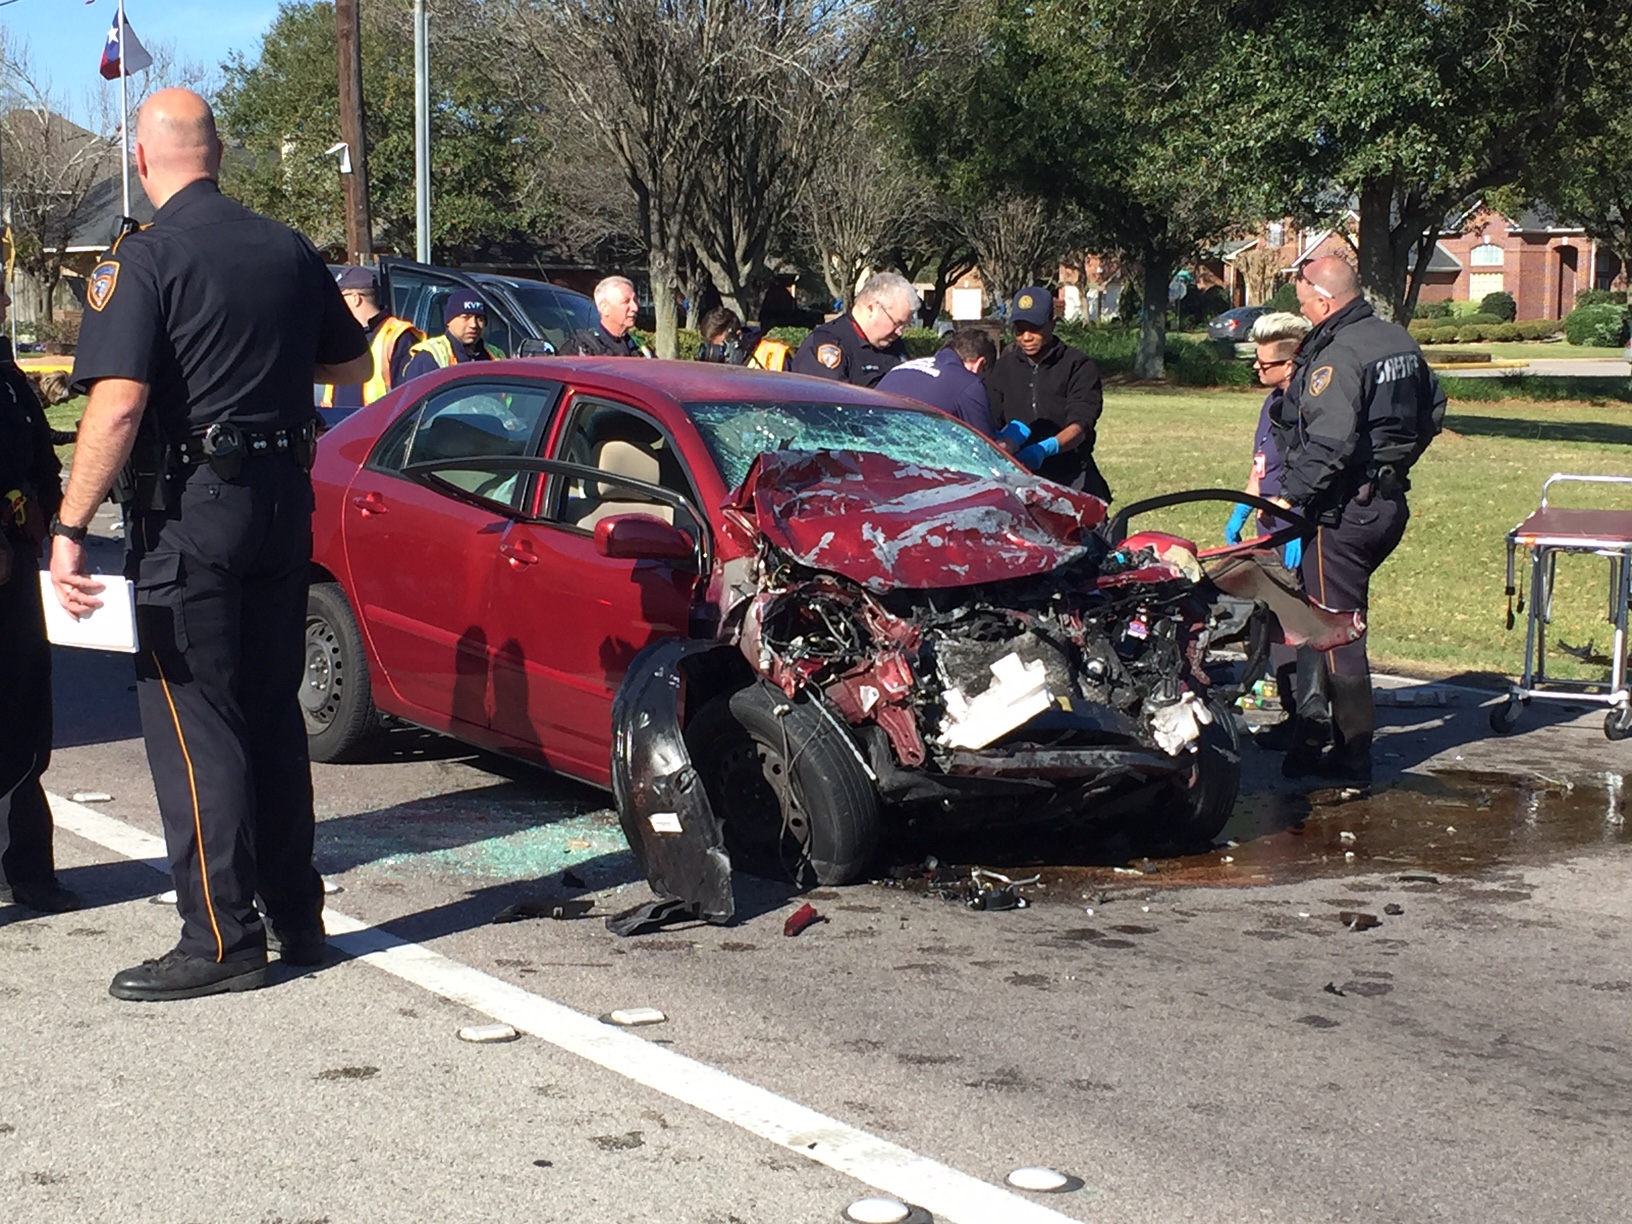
[1160,695,1242,848]
[302,582,385,764]
[686,682,880,887]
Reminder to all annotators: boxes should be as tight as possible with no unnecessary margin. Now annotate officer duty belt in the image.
[173,421,318,480]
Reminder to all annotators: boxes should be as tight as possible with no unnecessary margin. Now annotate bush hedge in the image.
[1575,288,1624,310]
[1413,299,1455,320]
[1268,282,1300,313]
[1563,303,1630,347]
[1480,291,1517,321]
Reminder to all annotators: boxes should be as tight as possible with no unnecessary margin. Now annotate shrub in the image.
[902,327,941,359]
[1414,299,1454,320]
[1448,299,1485,318]
[1425,326,1460,344]
[1455,325,1490,343]
[1563,303,1630,347]
[34,315,79,354]
[1516,319,1561,340]
[1268,282,1300,313]
[1575,288,1622,309]
[1407,320,1436,339]
[1480,291,1517,322]
[1486,322,1520,341]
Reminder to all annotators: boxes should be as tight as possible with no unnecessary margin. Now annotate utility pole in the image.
[335,0,373,265]
[414,0,430,263]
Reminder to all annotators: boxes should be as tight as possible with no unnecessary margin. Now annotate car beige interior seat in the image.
[576,438,675,529]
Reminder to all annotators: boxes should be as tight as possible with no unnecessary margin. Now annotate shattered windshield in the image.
[686,401,1013,490]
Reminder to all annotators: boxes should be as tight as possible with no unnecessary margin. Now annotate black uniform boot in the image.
[1281,647,1330,778]
[1321,673,1375,784]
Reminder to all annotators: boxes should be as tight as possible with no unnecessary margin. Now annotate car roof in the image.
[454,356,910,413]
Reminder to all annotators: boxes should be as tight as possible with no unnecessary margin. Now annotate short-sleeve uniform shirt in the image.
[71,180,365,436]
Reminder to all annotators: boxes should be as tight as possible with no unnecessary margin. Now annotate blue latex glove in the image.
[1283,536,1303,571]
[996,420,1031,448]
[1224,503,1252,544]
[1015,435,1061,472]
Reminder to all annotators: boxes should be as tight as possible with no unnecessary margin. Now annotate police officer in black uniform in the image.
[789,272,917,388]
[566,275,650,357]
[50,90,369,1001]
[1270,256,1445,783]
[986,286,1111,502]
[0,288,79,914]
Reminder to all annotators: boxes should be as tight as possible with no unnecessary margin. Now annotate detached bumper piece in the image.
[945,744,1183,781]
[608,640,737,935]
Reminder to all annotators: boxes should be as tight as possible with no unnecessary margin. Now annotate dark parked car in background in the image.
[376,257,598,356]
[1206,305,1271,342]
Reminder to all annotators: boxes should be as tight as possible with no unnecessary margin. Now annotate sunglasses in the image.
[1297,267,1335,299]
[1252,357,1292,369]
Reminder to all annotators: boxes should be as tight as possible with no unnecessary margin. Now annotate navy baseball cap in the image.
[334,265,376,292]
[445,294,488,324]
[1010,286,1054,328]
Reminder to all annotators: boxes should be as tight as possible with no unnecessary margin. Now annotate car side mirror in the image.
[594,513,695,561]
[517,338,557,357]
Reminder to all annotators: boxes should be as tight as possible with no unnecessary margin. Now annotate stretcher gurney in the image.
[1493,474,1632,739]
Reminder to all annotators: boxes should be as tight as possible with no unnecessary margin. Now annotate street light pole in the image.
[413,0,430,263]
[335,0,373,264]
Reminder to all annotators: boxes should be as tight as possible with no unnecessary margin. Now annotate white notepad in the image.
[38,570,139,653]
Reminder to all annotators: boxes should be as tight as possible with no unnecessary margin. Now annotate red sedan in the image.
[304,358,1357,929]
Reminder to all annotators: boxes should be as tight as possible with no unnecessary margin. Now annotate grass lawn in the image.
[1097,385,1632,683]
[45,396,84,467]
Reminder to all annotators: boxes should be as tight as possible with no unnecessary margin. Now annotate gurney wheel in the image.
[1604,707,1632,741]
[1489,697,1524,735]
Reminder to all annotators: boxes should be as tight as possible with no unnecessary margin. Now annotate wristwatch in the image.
[48,515,89,543]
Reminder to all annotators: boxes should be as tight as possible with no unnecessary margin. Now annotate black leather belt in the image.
[173,424,301,465]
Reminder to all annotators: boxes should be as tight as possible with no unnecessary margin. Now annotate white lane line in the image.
[48,793,1094,1224]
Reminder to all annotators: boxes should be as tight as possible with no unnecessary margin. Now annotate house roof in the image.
[1506,206,1586,235]
[65,174,155,252]
[1423,242,1462,272]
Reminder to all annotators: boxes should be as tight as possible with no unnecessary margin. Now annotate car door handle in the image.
[351,491,389,516]
[499,539,539,567]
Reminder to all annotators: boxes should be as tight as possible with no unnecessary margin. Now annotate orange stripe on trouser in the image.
[151,655,225,963]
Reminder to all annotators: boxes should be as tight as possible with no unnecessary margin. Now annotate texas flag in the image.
[99,12,154,81]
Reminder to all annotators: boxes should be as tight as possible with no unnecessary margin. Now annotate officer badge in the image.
[1309,365,1333,396]
[817,343,842,369]
[1017,292,1034,309]
[87,260,120,312]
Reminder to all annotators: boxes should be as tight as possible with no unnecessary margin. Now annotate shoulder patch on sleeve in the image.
[1308,365,1333,396]
[87,261,120,312]
[816,343,842,370]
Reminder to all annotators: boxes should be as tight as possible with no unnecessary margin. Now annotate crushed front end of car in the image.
[609,450,1362,932]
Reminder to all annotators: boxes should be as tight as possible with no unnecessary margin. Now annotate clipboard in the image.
[38,570,139,653]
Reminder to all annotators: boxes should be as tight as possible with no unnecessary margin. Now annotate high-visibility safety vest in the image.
[750,337,793,371]
[407,332,503,369]
[319,315,423,407]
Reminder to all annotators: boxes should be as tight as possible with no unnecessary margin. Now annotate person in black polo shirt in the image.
[986,286,1111,502]
[0,287,78,915]
[566,276,651,357]
[50,89,369,1002]
[790,272,918,388]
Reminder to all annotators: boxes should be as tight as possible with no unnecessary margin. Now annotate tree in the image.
[1524,52,1632,306]
[1237,0,1632,321]
[963,194,1078,311]
[890,0,1265,377]
[215,0,554,260]
[798,118,918,314]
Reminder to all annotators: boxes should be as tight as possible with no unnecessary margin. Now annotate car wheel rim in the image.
[716,737,812,866]
[301,614,343,729]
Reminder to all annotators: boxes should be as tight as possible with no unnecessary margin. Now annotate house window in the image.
[1266,222,1285,248]
[1470,242,1503,267]
[1469,272,1505,300]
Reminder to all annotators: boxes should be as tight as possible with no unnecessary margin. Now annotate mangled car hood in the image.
[723,450,1108,591]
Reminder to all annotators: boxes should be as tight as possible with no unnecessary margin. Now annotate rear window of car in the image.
[686,401,1013,490]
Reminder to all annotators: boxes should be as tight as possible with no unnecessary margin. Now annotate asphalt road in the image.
[6,527,1632,1222]
[1444,357,1631,379]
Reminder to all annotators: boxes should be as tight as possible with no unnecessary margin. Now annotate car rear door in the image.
[483,394,706,785]
[340,375,563,733]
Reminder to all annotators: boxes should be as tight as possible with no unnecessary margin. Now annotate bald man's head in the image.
[134,89,222,206]
[1302,257,1360,303]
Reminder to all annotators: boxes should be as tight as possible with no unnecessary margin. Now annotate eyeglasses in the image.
[1296,267,1334,299]
[1252,357,1292,369]
[874,300,913,332]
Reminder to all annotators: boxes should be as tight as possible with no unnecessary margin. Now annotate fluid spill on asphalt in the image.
[889,770,1631,899]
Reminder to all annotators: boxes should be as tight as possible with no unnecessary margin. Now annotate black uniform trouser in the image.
[0,536,56,886]
[126,458,321,963]
[1294,489,1410,755]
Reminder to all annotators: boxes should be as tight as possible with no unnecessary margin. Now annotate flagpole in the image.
[118,0,130,219]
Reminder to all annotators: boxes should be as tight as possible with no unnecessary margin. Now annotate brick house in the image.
[1213,208,1626,321]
